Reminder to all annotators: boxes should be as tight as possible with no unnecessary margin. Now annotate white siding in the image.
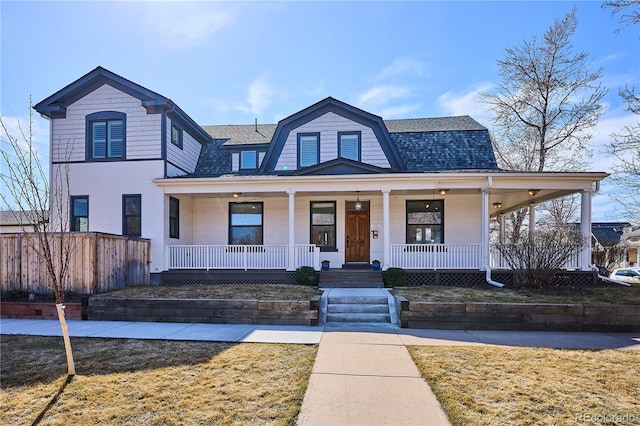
[231,153,239,171]
[51,160,167,272]
[51,84,162,162]
[274,112,391,171]
[166,118,201,176]
[166,195,195,245]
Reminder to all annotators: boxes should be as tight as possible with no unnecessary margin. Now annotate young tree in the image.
[0,105,76,376]
[603,0,640,224]
[484,8,606,240]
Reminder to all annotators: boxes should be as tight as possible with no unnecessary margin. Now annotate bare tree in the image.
[603,0,640,224]
[484,8,606,240]
[0,105,76,376]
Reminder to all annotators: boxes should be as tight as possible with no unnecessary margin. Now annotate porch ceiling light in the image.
[355,191,362,211]
[528,189,539,196]
[232,192,242,198]
[493,202,502,209]
[439,189,449,195]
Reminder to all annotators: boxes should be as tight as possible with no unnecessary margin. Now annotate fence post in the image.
[17,233,23,290]
[92,233,99,294]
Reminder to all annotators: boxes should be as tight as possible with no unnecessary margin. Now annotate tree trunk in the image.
[56,304,76,376]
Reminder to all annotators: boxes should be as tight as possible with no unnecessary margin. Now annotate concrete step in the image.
[326,313,391,323]
[327,303,390,314]
[328,296,388,305]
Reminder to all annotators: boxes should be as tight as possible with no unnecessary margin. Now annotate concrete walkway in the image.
[2,318,638,426]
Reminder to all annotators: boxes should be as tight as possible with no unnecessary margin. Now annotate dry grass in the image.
[408,346,640,425]
[393,284,640,304]
[1,335,317,425]
[95,284,322,301]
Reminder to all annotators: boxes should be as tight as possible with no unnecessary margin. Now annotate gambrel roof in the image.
[189,99,499,177]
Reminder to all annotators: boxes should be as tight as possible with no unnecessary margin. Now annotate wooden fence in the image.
[0,232,150,294]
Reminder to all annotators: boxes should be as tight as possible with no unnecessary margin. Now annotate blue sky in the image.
[1,1,638,221]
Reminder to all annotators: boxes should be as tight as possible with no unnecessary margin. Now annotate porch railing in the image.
[389,244,482,269]
[168,244,320,270]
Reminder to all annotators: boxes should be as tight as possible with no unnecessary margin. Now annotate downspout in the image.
[483,176,506,288]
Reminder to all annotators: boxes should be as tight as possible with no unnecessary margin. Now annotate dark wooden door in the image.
[345,206,370,263]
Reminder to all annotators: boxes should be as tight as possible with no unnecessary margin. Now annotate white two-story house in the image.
[35,67,607,285]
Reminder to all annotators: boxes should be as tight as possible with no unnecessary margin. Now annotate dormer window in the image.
[171,124,183,149]
[339,131,361,161]
[86,111,126,160]
[298,133,319,168]
[241,150,258,169]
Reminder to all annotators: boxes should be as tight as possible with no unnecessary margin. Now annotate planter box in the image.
[1,302,82,320]
[396,298,640,332]
[86,296,321,326]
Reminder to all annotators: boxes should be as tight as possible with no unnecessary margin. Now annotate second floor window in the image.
[87,111,125,160]
[339,132,361,161]
[171,125,183,149]
[241,150,258,169]
[298,133,319,168]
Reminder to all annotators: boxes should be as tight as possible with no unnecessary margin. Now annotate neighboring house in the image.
[34,67,608,283]
[586,222,639,270]
[0,210,47,233]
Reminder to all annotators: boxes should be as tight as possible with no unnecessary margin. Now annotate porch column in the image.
[580,190,592,271]
[528,203,536,240]
[498,214,505,244]
[287,190,296,271]
[481,188,489,268]
[382,189,390,270]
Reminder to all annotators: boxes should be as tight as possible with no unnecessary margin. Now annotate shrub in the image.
[383,267,406,288]
[295,266,319,286]
[494,227,586,289]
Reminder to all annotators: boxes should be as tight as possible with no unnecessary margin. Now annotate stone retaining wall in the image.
[85,297,320,326]
[396,297,640,332]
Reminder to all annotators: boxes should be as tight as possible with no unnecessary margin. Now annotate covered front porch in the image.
[156,172,605,274]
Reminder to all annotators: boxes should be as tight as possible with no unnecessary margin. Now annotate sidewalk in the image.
[2,318,638,426]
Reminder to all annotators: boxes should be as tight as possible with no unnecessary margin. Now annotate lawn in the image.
[1,335,317,426]
[92,284,322,301]
[408,346,640,426]
[393,283,640,304]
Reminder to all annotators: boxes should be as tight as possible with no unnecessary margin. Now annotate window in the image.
[298,133,319,168]
[123,194,142,237]
[169,197,179,239]
[240,150,258,169]
[70,196,89,232]
[171,124,183,149]
[339,131,361,161]
[86,111,125,160]
[311,201,336,251]
[406,200,444,244]
[229,202,263,245]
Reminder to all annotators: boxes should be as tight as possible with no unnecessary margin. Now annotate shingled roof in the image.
[187,115,498,177]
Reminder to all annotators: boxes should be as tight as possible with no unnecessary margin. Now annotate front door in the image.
[345,201,370,263]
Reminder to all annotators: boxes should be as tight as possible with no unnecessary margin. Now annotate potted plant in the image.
[372,260,381,271]
[321,260,330,271]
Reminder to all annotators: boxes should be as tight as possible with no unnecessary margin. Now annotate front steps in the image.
[323,289,394,325]
[319,269,384,288]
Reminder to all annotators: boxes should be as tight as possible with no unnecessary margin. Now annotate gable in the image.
[260,97,404,173]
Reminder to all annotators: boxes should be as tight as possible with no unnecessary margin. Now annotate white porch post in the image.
[580,190,592,271]
[528,203,536,240]
[481,188,489,268]
[287,189,296,271]
[382,189,390,270]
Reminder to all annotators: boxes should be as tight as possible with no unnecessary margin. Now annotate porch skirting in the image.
[161,270,295,286]
[402,270,598,287]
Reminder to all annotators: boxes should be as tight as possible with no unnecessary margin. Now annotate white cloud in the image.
[138,3,236,50]
[356,86,410,109]
[237,76,274,117]
[436,83,494,122]
[376,57,427,81]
